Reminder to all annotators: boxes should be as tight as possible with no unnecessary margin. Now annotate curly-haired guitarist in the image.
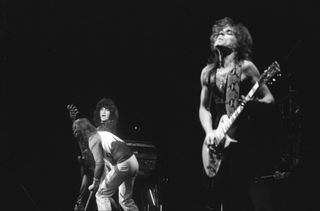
[199,17,275,211]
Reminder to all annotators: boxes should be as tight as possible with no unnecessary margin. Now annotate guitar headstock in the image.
[67,104,79,122]
[259,61,281,85]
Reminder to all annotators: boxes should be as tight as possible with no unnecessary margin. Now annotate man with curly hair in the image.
[199,17,275,210]
[93,98,119,134]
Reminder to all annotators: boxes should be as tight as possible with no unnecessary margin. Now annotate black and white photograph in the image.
[2,0,317,210]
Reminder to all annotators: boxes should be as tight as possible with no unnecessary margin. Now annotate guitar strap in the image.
[225,63,242,117]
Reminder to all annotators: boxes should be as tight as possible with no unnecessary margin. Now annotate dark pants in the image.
[74,161,96,211]
[203,144,255,211]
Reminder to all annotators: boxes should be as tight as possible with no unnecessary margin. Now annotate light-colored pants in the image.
[96,155,139,211]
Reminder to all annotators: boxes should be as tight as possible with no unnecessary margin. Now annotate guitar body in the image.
[201,114,235,178]
[202,140,222,178]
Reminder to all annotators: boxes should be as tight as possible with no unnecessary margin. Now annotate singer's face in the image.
[100,107,110,121]
[214,26,238,49]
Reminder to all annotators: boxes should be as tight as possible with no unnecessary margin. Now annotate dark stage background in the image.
[2,0,318,211]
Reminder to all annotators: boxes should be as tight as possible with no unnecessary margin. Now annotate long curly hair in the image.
[73,118,97,141]
[93,98,119,133]
[209,17,253,64]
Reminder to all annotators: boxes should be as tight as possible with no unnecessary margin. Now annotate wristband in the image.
[93,178,100,182]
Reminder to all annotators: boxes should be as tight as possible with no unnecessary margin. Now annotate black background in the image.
[1,0,318,210]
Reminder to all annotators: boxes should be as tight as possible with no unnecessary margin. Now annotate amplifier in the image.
[125,140,157,177]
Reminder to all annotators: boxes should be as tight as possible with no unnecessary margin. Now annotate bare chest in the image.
[214,67,233,90]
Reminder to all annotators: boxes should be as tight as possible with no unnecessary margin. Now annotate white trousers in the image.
[96,155,139,211]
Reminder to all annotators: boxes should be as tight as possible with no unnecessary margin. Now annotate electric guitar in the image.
[202,61,281,178]
[67,104,88,163]
[67,104,79,123]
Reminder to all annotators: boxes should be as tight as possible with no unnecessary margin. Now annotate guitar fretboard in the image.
[222,82,259,133]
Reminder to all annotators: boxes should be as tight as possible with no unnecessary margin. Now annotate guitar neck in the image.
[71,117,76,123]
[225,82,260,131]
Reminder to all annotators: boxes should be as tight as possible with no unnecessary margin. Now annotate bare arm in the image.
[89,134,105,181]
[243,60,275,104]
[199,66,224,145]
[199,66,214,134]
